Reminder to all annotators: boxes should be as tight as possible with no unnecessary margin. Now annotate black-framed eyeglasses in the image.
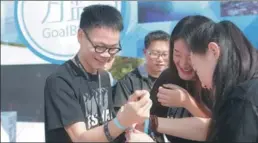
[147,50,169,59]
[82,29,122,55]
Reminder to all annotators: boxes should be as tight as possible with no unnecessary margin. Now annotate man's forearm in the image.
[78,119,124,142]
[157,117,210,141]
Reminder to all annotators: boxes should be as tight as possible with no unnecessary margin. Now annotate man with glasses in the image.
[113,30,170,112]
[44,5,152,142]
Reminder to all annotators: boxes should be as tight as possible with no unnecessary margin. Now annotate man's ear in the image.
[77,29,83,44]
[207,42,220,60]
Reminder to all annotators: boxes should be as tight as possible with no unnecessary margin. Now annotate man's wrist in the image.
[104,122,114,142]
[116,114,129,129]
[113,117,127,130]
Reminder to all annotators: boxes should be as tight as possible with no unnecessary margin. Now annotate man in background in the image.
[113,30,170,111]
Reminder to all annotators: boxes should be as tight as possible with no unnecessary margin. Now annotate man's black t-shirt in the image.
[210,78,258,142]
[149,75,158,83]
[44,60,115,142]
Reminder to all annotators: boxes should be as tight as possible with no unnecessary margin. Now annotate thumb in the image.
[119,106,124,113]
[163,84,180,89]
[129,90,149,102]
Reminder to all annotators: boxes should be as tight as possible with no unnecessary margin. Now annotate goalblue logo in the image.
[15,1,124,64]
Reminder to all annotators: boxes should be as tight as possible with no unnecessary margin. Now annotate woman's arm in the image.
[157,117,211,141]
[158,84,211,118]
[184,95,211,118]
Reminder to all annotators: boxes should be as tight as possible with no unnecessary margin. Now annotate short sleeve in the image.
[44,76,85,130]
[215,97,258,142]
[150,69,182,117]
[112,76,133,111]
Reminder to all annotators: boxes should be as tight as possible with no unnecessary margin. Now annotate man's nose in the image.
[156,55,163,61]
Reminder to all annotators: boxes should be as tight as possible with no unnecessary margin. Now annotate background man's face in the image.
[144,40,169,73]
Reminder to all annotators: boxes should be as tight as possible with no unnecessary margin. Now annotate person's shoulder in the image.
[229,78,258,104]
[239,78,258,104]
[158,68,171,79]
[238,78,258,91]
[156,68,181,84]
[160,68,172,75]
[118,68,140,82]
[46,60,78,83]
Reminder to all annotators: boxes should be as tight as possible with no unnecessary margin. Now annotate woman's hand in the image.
[157,84,190,108]
[126,129,154,142]
[116,90,153,128]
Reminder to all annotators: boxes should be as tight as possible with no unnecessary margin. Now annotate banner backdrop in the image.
[1,1,258,65]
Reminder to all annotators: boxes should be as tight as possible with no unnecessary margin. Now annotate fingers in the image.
[158,86,173,95]
[162,84,187,97]
[157,97,168,104]
[139,99,152,114]
[129,90,149,102]
[159,86,184,98]
[126,129,154,142]
[125,129,142,140]
[160,103,170,107]
[158,97,170,107]
[136,92,150,108]
[119,106,124,113]
[162,84,179,89]
[157,92,169,100]
[125,129,131,141]
[126,129,137,142]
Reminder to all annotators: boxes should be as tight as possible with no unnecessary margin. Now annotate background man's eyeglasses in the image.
[147,50,169,59]
[82,29,122,55]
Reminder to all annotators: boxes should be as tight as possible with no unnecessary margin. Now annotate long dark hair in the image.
[151,16,214,116]
[187,20,258,141]
[169,15,214,110]
[150,15,214,143]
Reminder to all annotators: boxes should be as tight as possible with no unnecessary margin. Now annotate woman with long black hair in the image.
[127,18,258,142]
[148,15,213,143]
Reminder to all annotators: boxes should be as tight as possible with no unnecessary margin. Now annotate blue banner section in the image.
[1,1,258,64]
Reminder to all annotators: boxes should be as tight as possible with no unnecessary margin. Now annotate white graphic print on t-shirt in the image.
[82,87,113,129]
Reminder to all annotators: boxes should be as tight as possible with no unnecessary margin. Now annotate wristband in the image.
[144,119,149,134]
[104,122,114,142]
[114,117,127,130]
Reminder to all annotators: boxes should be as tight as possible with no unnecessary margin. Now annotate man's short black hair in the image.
[144,30,170,49]
[80,4,123,32]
